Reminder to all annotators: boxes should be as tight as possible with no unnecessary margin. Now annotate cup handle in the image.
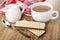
[51,11,59,19]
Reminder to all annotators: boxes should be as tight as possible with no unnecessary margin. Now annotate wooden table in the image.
[0,13,59,40]
[0,0,60,40]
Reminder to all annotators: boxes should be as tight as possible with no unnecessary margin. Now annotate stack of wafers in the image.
[14,20,46,37]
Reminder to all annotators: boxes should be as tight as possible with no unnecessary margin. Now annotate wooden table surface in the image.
[0,0,60,40]
[0,14,59,40]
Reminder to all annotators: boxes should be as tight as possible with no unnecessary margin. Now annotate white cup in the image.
[2,4,24,23]
[31,2,59,22]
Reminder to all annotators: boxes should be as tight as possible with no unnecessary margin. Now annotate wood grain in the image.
[0,0,60,40]
[0,0,4,3]
[0,12,59,40]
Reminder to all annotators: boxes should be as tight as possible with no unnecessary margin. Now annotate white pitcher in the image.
[2,4,25,23]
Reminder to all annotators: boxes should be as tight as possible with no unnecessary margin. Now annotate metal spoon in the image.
[2,20,30,38]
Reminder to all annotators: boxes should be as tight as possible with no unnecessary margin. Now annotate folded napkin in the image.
[0,0,46,15]
[0,0,7,14]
